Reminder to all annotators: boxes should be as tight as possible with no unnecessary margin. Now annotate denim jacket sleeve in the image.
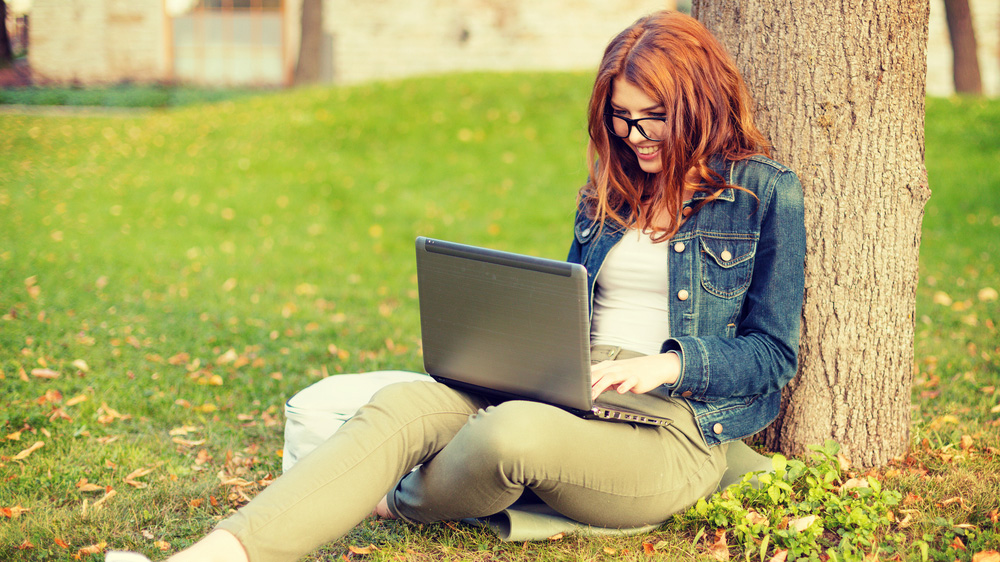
[661,167,805,401]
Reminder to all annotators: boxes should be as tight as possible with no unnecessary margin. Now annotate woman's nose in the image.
[628,122,647,144]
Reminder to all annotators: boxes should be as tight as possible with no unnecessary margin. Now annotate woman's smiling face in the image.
[608,76,667,175]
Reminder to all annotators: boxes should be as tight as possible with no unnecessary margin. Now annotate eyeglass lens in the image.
[605,114,667,142]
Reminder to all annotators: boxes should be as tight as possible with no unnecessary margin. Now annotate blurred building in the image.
[23,0,671,87]
[16,0,1000,96]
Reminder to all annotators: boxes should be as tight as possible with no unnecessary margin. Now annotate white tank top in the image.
[590,229,671,356]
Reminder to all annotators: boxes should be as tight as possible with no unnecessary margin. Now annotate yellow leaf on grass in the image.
[154,540,171,551]
[5,430,21,441]
[31,368,59,379]
[75,478,106,492]
[173,437,207,447]
[65,394,88,407]
[933,291,953,306]
[216,348,239,364]
[168,425,202,436]
[125,467,156,488]
[76,542,107,555]
[770,550,788,562]
[13,441,44,460]
[92,489,117,509]
[929,414,960,430]
[348,544,377,555]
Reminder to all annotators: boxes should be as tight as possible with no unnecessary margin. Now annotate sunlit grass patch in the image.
[1,80,998,561]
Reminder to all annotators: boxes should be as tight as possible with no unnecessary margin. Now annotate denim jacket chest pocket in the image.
[699,235,756,298]
[690,233,757,338]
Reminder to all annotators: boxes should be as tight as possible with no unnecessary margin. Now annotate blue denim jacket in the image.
[567,155,806,446]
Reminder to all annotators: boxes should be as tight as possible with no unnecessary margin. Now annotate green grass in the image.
[1,77,998,561]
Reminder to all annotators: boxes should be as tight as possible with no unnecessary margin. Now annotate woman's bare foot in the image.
[166,529,248,562]
[372,495,396,519]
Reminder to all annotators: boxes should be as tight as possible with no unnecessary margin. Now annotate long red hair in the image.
[583,10,770,240]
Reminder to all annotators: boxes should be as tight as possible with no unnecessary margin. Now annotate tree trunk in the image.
[0,0,14,66]
[943,0,982,94]
[693,0,932,468]
[294,0,323,85]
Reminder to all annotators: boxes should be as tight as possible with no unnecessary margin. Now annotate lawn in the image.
[1,76,998,561]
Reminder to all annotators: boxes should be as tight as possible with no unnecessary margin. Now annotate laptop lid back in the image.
[415,237,593,411]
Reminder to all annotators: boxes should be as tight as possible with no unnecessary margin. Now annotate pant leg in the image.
[388,398,727,529]
[215,381,490,562]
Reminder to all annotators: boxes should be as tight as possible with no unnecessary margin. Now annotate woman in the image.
[109,10,805,562]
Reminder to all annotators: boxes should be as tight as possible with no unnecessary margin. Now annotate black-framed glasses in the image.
[603,113,667,142]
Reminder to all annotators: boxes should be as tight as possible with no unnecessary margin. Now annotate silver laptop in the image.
[415,236,671,427]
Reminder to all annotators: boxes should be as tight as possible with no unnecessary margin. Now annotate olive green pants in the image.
[216,348,728,562]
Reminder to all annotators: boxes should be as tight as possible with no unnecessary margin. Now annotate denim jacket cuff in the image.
[661,337,707,397]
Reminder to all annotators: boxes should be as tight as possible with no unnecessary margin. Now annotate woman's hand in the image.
[590,353,681,400]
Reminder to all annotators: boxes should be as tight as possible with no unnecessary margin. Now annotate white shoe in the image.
[106,552,153,562]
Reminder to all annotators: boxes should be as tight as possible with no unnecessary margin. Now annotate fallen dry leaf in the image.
[5,430,21,441]
[973,551,1000,562]
[31,368,59,379]
[168,425,201,436]
[960,434,975,451]
[76,478,106,492]
[76,542,107,555]
[54,537,70,549]
[952,536,967,551]
[770,550,788,562]
[125,466,156,488]
[348,544,377,555]
[92,489,117,509]
[172,437,207,448]
[602,547,618,555]
[12,441,44,460]
[642,542,655,555]
[1,505,30,518]
[708,529,730,561]
[547,533,564,541]
[788,515,818,533]
[842,477,869,490]
[154,540,171,551]
[66,394,88,407]
[940,496,970,510]
[17,539,34,550]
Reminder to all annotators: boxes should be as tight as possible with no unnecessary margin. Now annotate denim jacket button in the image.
[681,390,693,398]
[677,289,690,301]
[721,250,732,261]
[682,207,693,218]
[713,423,724,434]
[581,227,591,237]
[674,242,685,253]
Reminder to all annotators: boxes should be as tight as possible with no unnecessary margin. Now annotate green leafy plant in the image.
[681,440,906,561]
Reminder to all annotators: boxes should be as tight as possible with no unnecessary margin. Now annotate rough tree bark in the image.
[0,0,13,66]
[693,0,932,467]
[943,0,983,94]
[294,0,323,85]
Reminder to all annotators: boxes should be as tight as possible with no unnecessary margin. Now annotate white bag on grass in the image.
[281,370,431,473]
